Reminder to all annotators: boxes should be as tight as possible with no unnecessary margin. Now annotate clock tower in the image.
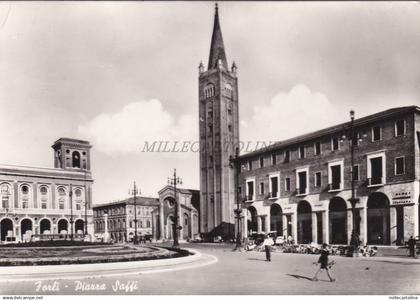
[199,4,239,237]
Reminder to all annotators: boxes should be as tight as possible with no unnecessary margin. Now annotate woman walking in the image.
[312,243,335,282]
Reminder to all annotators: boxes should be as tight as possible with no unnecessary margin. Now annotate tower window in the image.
[72,151,81,168]
[204,84,215,98]
[224,84,233,98]
[227,108,232,115]
[228,124,232,132]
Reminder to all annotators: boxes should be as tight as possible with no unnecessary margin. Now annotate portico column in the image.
[159,200,164,241]
[322,209,329,245]
[347,209,353,245]
[257,216,262,233]
[414,203,419,238]
[311,212,317,243]
[291,213,298,244]
[190,213,194,239]
[390,206,397,245]
[243,208,248,238]
[282,214,288,237]
[265,214,270,234]
[360,207,368,246]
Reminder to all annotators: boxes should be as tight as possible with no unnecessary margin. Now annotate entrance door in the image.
[0,219,13,241]
[396,206,404,245]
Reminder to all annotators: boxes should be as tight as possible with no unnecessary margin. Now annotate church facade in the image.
[0,138,94,242]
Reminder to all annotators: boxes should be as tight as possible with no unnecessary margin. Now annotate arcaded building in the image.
[236,106,420,246]
[0,138,94,242]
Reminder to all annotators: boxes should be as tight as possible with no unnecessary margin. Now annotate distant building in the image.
[157,186,200,241]
[0,138,94,242]
[236,106,420,246]
[93,196,159,242]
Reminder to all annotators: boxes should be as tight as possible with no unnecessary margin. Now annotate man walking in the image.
[262,235,274,262]
[408,236,416,257]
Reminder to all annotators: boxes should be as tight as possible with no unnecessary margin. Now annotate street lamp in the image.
[229,147,244,251]
[84,169,88,236]
[69,183,74,241]
[129,181,140,245]
[342,110,365,255]
[167,169,182,248]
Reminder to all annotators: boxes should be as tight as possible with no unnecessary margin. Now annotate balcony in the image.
[245,194,254,202]
[328,182,342,192]
[296,187,307,196]
[368,177,385,187]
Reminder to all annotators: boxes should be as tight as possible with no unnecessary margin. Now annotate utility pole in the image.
[70,183,74,241]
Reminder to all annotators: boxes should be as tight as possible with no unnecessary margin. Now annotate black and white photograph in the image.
[0,1,419,297]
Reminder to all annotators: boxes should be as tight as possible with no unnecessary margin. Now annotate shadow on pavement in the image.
[247,258,269,262]
[286,274,314,281]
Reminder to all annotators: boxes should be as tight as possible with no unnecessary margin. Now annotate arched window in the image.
[40,186,48,209]
[21,185,30,209]
[204,84,215,98]
[224,83,233,98]
[58,187,66,210]
[75,189,82,210]
[0,183,11,209]
[72,151,81,168]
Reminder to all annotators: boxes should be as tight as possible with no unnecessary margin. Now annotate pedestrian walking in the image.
[312,243,335,282]
[261,234,274,261]
[408,236,416,257]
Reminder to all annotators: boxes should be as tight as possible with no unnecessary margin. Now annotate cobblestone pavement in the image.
[1,242,419,295]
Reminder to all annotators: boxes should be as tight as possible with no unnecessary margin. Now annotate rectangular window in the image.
[248,161,252,171]
[369,156,384,185]
[284,150,290,163]
[59,202,65,210]
[259,182,265,195]
[330,165,341,190]
[208,110,213,118]
[352,165,360,181]
[299,146,305,159]
[2,198,8,209]
[76,203,81,210]
[41,202,47,209]
[331,137,339,151]
[372,126,382,141]
[395,157,405,175]
[314,172,322,187]
[395,120,406,136]
[259,157,264,168]
[297,171,307,195]
[228,125,232,132]
[22,201,28,209]
[246,180,255,201]
[272,153,277,165]
[285,178,291,192]
[314,142,321,156]
[270,176,279,198]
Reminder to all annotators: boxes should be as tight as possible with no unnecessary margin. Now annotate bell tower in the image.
[52,138,92,171]
[199,4,239,237]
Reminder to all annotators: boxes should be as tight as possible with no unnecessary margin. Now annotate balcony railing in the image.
[270,191,278,198]
[246,194,254,201]
[328,182,341,192]
[296,187,307,196]
[368,177,384,186]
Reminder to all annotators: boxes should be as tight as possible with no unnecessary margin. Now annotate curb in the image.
[0,248,216,281]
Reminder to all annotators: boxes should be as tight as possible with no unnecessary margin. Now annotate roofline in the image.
[93,196,159,208]
[238,105,419,160]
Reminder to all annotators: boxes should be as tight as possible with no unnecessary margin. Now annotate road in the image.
[1,243,419,295]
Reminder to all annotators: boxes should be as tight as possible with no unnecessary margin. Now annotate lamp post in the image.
[168,169,182,248]
[129,181,140,245]
[69,183,74,241]
[84,169,88,236]
[229,147,244,251]
[348,110,360,254]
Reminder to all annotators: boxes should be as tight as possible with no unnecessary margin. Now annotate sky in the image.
[0,1,419,205]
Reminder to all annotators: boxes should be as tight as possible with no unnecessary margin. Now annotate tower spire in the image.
[208,3,228,70]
